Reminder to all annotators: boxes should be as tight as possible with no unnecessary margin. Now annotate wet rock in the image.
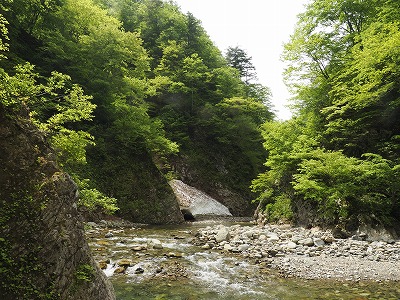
[117,259,132,268]
[148,239,163,249]
[165,252,184,258]
[134,267,145,274]
[98,260,110,270]
[105,232,114,238]
[114,267,125,274]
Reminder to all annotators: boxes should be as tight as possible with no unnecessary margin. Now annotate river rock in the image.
[360,225,396,242]
[97,240,111,246]
[132,245,146,251]
[286,241,297,249]
[268,234,280,242]
[114,267,126,274]
[224,244,234,251]
[201,243,211,250]
[298,238,314,246]
[87,222,98,228]
[238,244,250,251]
[117,259,132,267]
[165,252,184,258]
[98,260,108,270]
[322,234,335,243]
[105,232,114,238]
[190,222,400,282]
[291,236,303,243]
[148,239,163,249]
[313,238,325,247]
[215,227,230,242]
[134,267,145,274]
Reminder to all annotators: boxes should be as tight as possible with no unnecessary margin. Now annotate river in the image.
[86,220,400,299]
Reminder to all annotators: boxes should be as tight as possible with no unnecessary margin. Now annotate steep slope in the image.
[87,137,184,224]
[0,105,115,300]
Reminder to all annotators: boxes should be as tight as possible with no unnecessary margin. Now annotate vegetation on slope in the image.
[0,0,273,221]
[1,0,399,230]
[252,0,400,231]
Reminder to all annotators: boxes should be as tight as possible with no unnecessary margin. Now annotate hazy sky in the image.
[173,0,309,120]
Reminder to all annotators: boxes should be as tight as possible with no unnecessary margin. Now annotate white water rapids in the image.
[87,224,400,299]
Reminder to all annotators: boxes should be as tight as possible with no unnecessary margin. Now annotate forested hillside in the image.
[252,0,400,232]
[0,0,272,222]
[1,0,399,232]
[3,0,400,297]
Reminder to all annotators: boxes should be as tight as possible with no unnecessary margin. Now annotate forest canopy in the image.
[1,0,399,230]
[0,0,273,219]
[252,0,400,229]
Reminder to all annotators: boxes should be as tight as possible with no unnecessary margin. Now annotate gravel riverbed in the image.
[191,223,400,282]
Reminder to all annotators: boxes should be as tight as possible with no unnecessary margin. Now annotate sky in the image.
[173,0,309,120]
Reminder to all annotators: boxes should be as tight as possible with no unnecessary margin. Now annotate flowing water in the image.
[86,221,400,300]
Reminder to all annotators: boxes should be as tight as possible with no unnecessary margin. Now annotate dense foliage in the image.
[0,0,273,219]
[252,0,400,230]
[3,0,397,230]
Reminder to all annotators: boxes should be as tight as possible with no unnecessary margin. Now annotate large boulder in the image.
[0,106,115,300]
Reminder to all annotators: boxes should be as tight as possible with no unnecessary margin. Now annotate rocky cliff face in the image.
[0,105,115,299]
[171,154,257,217]
[86,137,184,225]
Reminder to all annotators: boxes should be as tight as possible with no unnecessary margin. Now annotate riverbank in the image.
[85,218,400,282]
[85,219,400,299]
[192,223,400,282]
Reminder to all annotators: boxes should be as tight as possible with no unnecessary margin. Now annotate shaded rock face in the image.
[171,155,256,217]
[0,106,115,300]
[86,138,184,225]
[169,180,232,218]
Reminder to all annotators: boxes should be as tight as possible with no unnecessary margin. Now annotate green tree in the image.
[2,0,277,220]
[0,13,8,56]
[0,64,96,168]
[0,0,62,34]
[226,46,257,84]
[253,0,400,228]
[293,151,400,225]
[251,117,318,222]
[324,21,400,158]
